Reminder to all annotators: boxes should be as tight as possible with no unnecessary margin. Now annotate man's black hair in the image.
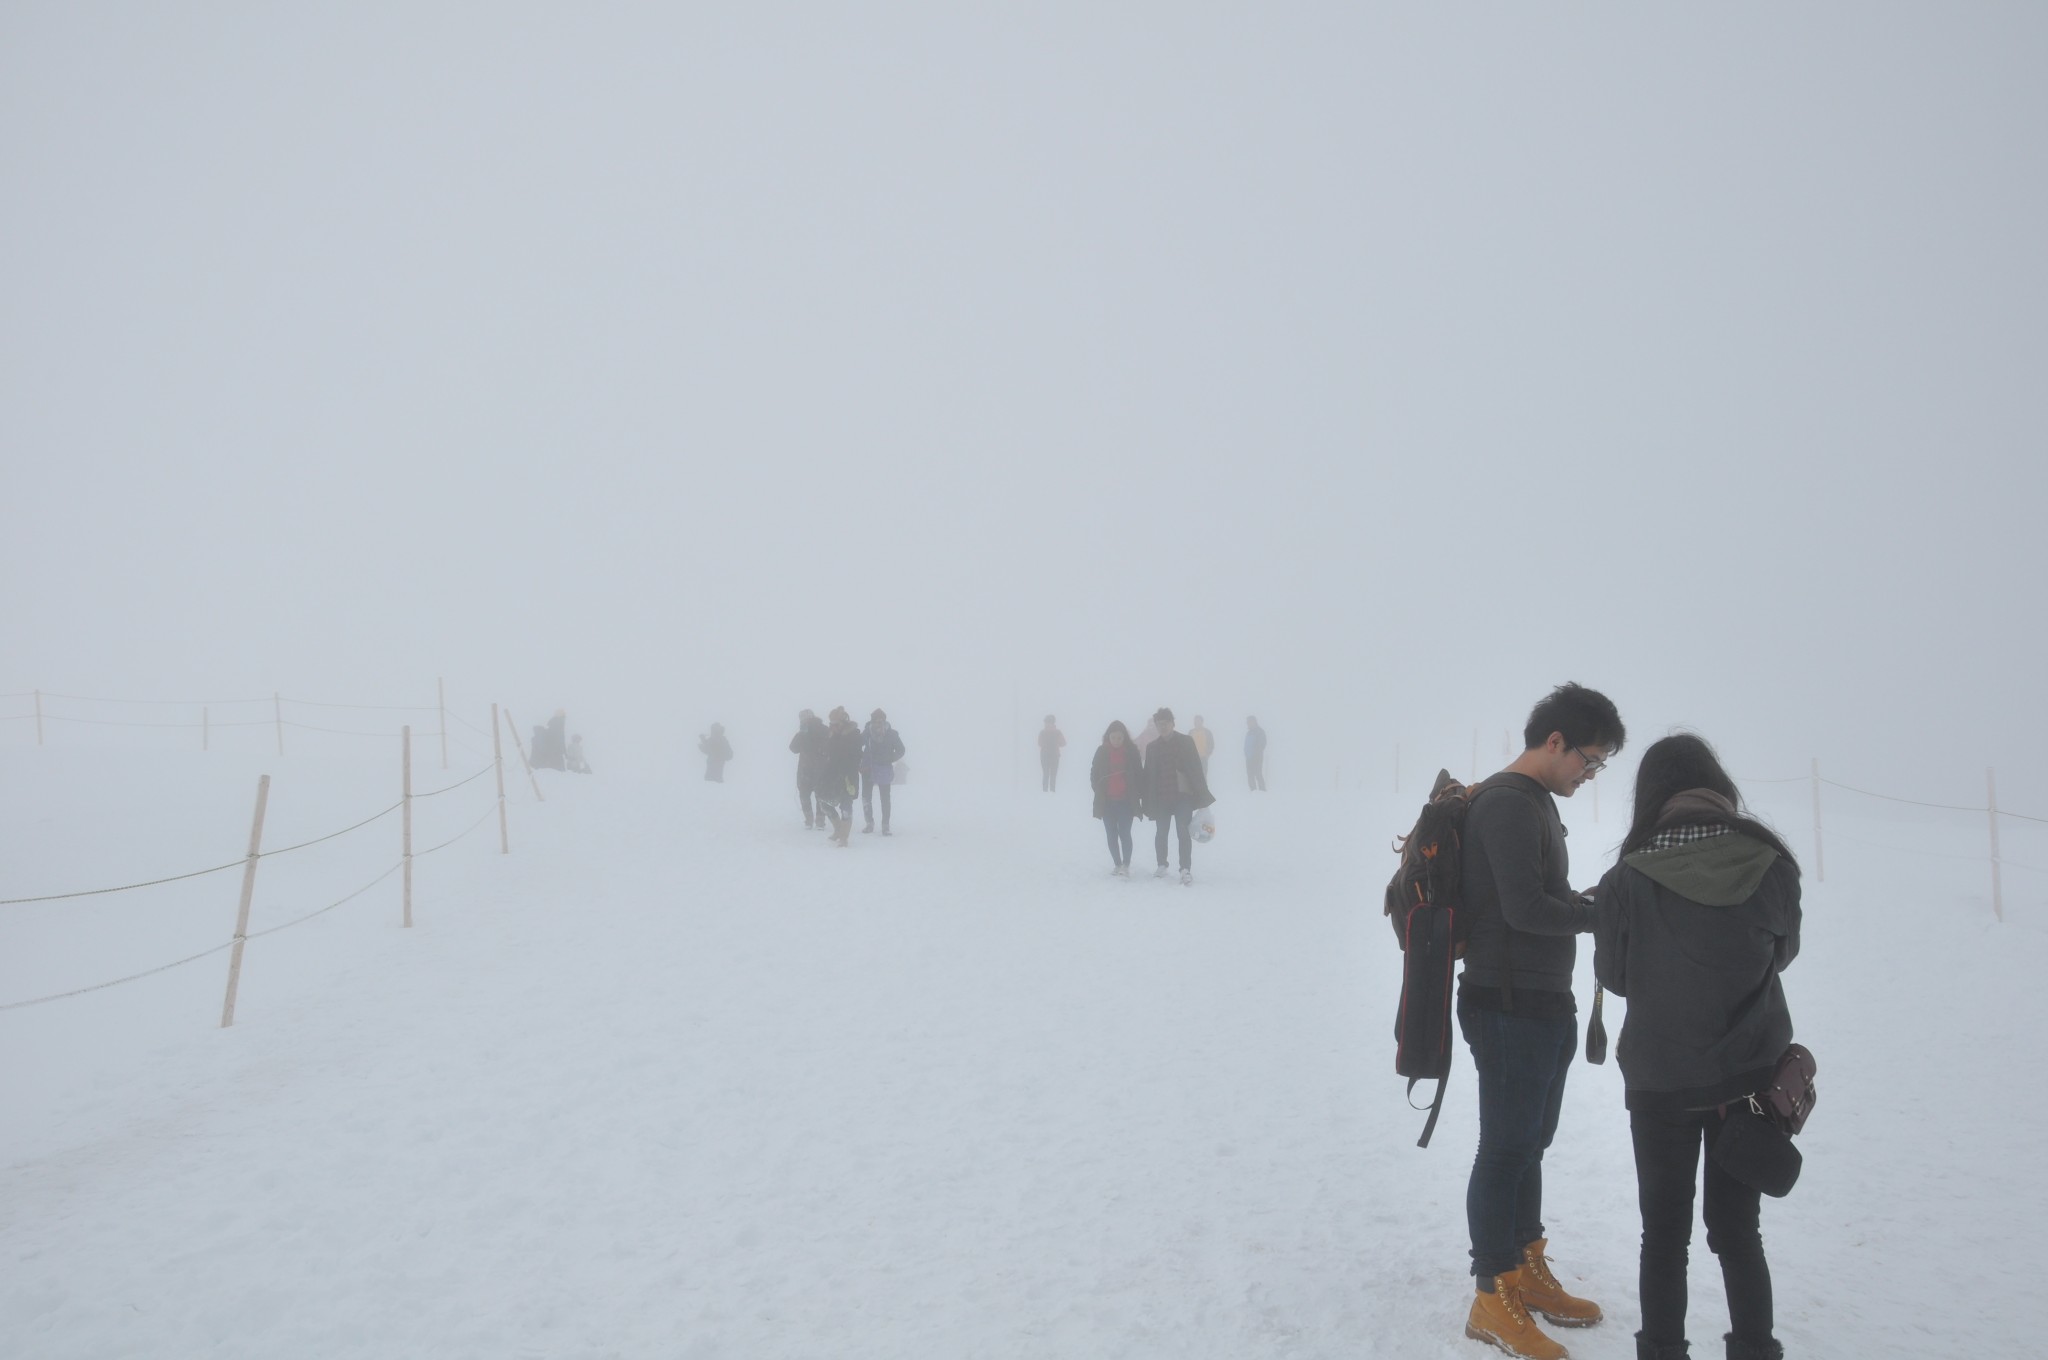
[1521,682,1626,754]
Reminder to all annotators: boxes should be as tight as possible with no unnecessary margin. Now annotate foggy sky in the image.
[4,4,2043,804]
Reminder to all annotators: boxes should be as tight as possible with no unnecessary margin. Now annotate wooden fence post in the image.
[34,690,43,746]
[1811,759,1825,883]
[1988,767,2004,922]
[219,774,273,1028]
[273,693,284,756]
[402,725,414,928]
[492,704,510,854]
[437,676,448,771]
[503,707,545,802]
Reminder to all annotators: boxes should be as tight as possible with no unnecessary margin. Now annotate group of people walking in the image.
[788,708,906,843]
[1082,707,1216,884]
[1444,682,1799,1360]
[1041,713,1269,793]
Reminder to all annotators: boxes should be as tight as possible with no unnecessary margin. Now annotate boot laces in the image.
[1495,1275,1534,1326]
[1522,1249,1562,1293]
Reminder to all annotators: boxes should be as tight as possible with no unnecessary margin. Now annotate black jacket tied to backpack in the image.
[1458,774,1589,1014]
[1593,827,1801,1111]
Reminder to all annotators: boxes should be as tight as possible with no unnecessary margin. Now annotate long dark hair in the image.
[1101,720,1131,746]
[1620,733,1798,867]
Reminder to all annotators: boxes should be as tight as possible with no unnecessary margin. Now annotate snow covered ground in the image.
[3,743,2042,1359]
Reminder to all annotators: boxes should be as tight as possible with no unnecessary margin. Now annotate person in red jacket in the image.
[1090,721,1141,876]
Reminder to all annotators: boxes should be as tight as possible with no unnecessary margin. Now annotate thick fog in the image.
[5,5,2043,807]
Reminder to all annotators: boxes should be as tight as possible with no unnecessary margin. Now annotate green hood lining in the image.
[1625,833,1779,906]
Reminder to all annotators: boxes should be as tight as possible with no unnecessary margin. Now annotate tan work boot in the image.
[1465,1268,1570,1360]
[1518,1239,1602,1327]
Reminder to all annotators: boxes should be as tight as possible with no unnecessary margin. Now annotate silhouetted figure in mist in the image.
[1091,720,1140,876]
[817,707,862,846]
[1134,717,1160,760]
[860,708,906,835]
[532,710,569,771]
[1245,716,1268,791]
[789,710,827,828]
[1190,715,1215,778]
[566,732,591,775]
[1039,715,1066,792]
[1142,707,1215,886]
[699,724,732,782]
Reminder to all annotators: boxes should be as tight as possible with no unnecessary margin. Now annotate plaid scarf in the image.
[1645,823,1732,852]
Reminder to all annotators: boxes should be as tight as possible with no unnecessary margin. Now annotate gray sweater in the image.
[1592,830,1801,1110]
[1457,774,1593,1010]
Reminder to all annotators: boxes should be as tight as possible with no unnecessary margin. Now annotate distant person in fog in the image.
[818,707,863,846]
[698,724,732,782]
[1142,707,1215,886]
[860,708,906,835]
[1039,716,1066,792]
[1090,720,1141,877]
[565,732,591,775]
[1134,717,1160,759]
[1245,716,1268,791]
[1190,716,1215,777]
[790,709,827,829]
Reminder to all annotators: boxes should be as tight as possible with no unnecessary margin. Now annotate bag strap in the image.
[1408,1074,1450,1149]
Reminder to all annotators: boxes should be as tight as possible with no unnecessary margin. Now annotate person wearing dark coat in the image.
[1039,716,1066,792]
[1140,707,1214,885]
[1090,720,1141,875]
[698,724,733,782]
[1244,715,1268,791]
[789,710,827,829]
[859,709,906,835]
[816,707,863,846]
[1593,735,1801,1360]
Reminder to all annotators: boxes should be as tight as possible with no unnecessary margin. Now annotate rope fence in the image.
[6,681,507,771]
[2,699,536,1024]
[1723,761,2038,921]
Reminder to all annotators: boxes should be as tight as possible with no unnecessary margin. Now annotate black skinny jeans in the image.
[1631,1105,1775,1348]
[1152,799,1193,870]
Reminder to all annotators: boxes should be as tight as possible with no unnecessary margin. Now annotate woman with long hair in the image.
[1592,734,1801,1360]
[1089,720,1140,876]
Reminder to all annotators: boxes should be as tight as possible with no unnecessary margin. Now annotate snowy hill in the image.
[2,746,2039,1358]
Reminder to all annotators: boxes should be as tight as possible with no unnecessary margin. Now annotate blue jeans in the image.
[1458,995,1578,1278]
[1102,800,1136,866]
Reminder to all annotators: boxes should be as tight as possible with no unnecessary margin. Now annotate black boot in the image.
[1636,1333,1691,1359]
[1725,1336,1782,1360]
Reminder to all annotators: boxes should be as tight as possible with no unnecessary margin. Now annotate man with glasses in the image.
[1457,682,1626,1360]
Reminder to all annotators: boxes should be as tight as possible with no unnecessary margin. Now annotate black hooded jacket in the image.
[1593,829,1801,1111]
[789,720,825,787]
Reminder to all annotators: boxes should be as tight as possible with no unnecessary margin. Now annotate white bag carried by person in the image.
[1192,805,1217,843]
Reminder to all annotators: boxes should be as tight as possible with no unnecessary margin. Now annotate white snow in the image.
[3,744,2041,1358]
